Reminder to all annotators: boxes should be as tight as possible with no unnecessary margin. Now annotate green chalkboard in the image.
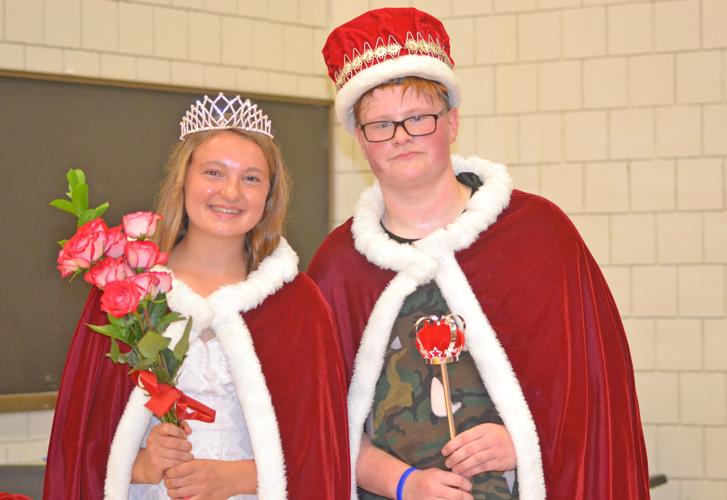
[0,74,330,395]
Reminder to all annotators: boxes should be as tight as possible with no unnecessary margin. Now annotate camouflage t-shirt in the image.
[360,173,517,499]
[360,283,519,500]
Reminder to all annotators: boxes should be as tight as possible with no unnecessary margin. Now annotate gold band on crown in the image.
[179,93,273,140]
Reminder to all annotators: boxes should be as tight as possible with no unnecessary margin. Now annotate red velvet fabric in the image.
[44,275,350,499]
[322,7,454,83]
[308,189,650,499]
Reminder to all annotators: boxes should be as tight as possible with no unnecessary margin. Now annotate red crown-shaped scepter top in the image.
[414,314,466,365]
[414,314,466,439]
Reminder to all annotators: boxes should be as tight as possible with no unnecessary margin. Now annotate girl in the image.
[44,94,350,500]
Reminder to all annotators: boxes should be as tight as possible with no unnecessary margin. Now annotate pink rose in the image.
[149,271,173,295]
[122,211,162,239]
[129,272,158,298]
[100,280,141,318]
[56,218,108,277]
[129,271,172,298]
[156,252,169,266]
[84,256,134,289]
[125,240,161,270]
[104,225,127,258]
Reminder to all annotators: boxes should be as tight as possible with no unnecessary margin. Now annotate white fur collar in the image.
[345,158,546,499]
[104,238,298,499]
[351,155,513,280]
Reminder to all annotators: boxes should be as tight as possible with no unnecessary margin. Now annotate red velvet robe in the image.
[44,243,350,499]
[308,157,649,499]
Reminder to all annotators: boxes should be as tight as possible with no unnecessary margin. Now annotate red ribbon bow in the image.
[133,371,216,423]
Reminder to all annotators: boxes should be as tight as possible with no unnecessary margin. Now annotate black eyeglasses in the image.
[359,108,449,143]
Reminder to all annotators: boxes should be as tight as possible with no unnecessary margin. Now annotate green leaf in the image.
[50,198,78,216]
[57,239,67,248]
[93,202,110,218]
[108,314,127,328]
[138,330,170,359]
[71,183,89,214]
[148,300,166,328]
[77,208,96,227]
[109,339,120,363]
[67,169,86,188]
[173,317,193,362]
[156,311,185,334]
[158,349,180,381]
[87,323,126,342]
[135,357,156,370]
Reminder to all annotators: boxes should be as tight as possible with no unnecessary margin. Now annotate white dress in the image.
[129,328,258,500]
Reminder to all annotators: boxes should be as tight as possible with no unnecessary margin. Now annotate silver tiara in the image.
[179,93,273,140]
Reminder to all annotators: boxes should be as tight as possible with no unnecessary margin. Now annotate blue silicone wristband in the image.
[396,466,418,500]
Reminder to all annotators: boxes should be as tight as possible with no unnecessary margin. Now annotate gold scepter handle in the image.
[440,362,456,440]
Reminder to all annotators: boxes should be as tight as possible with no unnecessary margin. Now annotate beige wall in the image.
[1,1,725,499]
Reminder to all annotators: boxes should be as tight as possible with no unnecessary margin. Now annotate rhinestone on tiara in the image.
[179,93,273,140]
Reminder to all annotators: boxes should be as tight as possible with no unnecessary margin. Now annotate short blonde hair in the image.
[353,76,451,125]
[154,129,290,273]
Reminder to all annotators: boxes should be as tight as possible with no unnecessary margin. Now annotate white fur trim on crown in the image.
[346,157,545,499]
[335,54,461,133]
[104,238,298,499]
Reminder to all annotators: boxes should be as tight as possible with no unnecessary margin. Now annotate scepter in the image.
[414,314,466,439]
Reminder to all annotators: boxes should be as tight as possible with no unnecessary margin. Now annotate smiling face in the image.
[183,131,270,242]
[355,83,459,191]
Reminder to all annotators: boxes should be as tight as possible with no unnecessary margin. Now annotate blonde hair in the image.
[353,76,451,125]
[154,129,290,273]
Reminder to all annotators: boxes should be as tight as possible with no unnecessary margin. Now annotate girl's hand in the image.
[132,421,193,484]
[165,459,257,499]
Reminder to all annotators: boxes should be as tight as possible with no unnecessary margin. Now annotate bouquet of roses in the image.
[52,168,214,426]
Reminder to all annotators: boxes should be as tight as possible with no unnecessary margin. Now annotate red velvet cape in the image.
[308,189,650,499]
[44,274,350,499]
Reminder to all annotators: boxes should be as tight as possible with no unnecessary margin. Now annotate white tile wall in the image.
[519,113,562,163]
[44,0,81,48]
[187,11,220,63]
[540,163,583,213]
[518,11,560,62]
[119,3,153,56]
[676,51,722,104]
[653,1,700,53]
[539,60,581,111]
[0,42,24,70]
[5,0,43,44]
[81,0,118,52]
[609,108,654,159]
[608,3,652,55]
[562,7,605,58]
[676,159,724,210]
[656,106,701,158]
[64,49,101,77]
[452,0,492,17]
[584,161,629,213]
[475,15,516,64]
[564,111,608,161]
[25,45,63,73]
[458,66,494,116]
[702,0,727,49]
[444,18,474,67]
[475,116,518,165]
[656,213,703,264]
[154,6,187,59]
[655,319,702,370]
[584,57,626,109]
